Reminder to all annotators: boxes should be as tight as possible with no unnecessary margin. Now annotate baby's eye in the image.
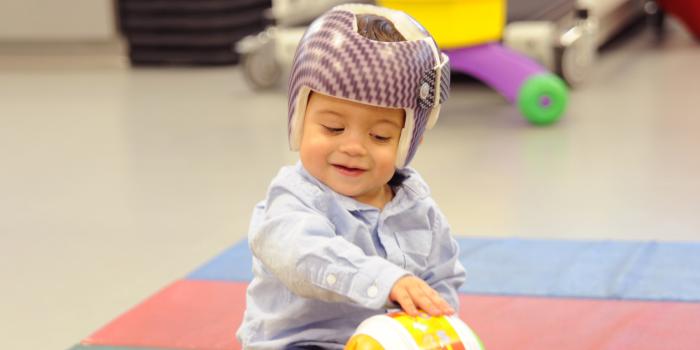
[371,134,391,142]
[323,125,344,133]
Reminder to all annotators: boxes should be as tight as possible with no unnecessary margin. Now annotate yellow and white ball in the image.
[345,312,484,350]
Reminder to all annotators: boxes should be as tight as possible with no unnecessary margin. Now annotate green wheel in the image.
[517,73,569,125]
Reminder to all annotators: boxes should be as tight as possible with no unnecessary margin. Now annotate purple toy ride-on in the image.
[447,43,568,125]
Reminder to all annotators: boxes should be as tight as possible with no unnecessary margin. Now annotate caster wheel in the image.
[517,73,569,125]
[240,34,281,90]
[557,33,595,86]
[242,50,281,90]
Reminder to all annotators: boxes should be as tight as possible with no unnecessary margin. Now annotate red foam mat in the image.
[459,295,700,350]
[84,280,700,350]
[84,280,246,350]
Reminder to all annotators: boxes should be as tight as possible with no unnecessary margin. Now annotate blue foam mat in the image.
[187,239,253,282]
[187,238,700,301]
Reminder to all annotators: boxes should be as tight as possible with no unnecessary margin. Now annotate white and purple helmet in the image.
[287,4,450,168]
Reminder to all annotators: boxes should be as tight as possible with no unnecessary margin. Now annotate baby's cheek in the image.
[376,150,399,174]
[301,138,330,158]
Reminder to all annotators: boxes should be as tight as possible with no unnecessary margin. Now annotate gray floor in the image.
[1,20,699,350]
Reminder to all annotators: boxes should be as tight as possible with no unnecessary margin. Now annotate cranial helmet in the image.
[287,4,450,168]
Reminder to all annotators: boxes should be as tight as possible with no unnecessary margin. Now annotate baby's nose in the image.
[339,135,368,156]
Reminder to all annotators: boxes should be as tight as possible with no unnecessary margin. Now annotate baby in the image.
[237,4,465,350]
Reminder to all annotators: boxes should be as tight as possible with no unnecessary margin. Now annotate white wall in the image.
[0,0,116,41]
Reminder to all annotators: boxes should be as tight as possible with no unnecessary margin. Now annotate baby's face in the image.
[300,92,405,207]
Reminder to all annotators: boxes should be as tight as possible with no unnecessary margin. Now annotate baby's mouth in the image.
[332,164,366,177]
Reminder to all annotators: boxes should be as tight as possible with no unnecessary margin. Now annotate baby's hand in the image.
[389,275,455,317]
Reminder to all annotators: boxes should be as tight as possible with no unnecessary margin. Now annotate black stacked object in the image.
[119,0,271,66]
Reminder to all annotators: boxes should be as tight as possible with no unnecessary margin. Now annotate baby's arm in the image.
[250,187,409,309]
[418,204,467,311]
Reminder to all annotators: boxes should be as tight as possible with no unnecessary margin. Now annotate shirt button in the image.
[326,274,337,286]
[367,285,378,298]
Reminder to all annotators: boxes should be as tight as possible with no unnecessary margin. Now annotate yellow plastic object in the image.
[345,334,383,350]
[378,0,505,48]
[345,312,484,350]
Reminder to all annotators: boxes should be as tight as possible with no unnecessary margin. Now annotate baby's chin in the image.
[332,183,389,203]
[324,181,367,198]
[320,172,392,201]
[326,183,364,198]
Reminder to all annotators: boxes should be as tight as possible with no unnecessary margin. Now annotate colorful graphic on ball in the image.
[346,311,484,350]
[390,312,465,350]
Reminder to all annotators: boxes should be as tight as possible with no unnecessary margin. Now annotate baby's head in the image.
[287,4,449,204]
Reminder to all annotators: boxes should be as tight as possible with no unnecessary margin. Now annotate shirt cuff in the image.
[349,262,410,309]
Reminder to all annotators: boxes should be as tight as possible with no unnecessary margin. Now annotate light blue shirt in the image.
[236,163,466,350]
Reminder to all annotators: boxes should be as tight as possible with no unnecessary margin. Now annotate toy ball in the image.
[345,312,484,350]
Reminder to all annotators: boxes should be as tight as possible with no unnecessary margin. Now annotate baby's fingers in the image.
[416,285,454,316]
[434,296,455,315]
[394,288,419,316]
[410,287,443,316]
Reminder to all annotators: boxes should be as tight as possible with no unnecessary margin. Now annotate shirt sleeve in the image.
[419,203,467,311]
[249,185,409,310]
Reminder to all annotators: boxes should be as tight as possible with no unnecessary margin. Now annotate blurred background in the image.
[1,0,699,349]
